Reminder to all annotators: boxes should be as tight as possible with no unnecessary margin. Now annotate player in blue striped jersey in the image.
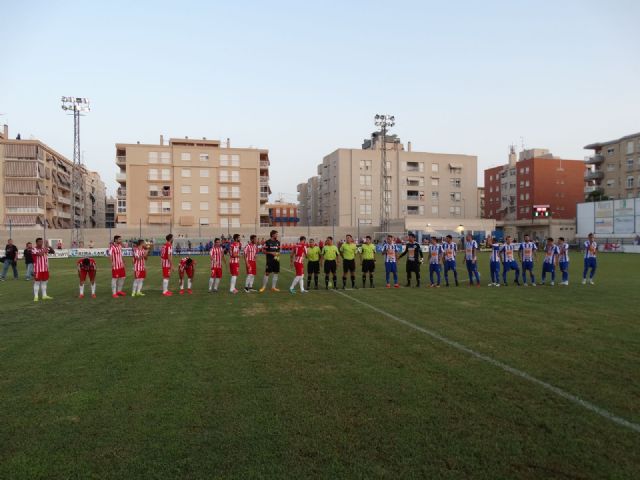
[381,235,400,288]
[519,234,537,287]
[540,237,560,286]
[463,234,481,287]
[442,235,459,287]
[557,237,570,285]
[487,235,502,287]
[582,233,598,285]
[427,237,443,288]
[500,236,520,286]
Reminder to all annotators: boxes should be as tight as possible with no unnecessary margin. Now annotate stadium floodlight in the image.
[374,114,395,232]
[61,97,90,112]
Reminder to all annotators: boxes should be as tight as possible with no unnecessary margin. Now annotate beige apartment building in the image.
[115,136,271,228]
[297,176,320,226]
[584,132,640,200]
[0,124,106,230]
[298,132,478,227]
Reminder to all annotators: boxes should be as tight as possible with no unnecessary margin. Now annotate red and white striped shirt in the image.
[229,241,241,264]
[109,243,124,270]
[179,257,196,274]
[133,247,146,273]
[293,243,307,264]
[160,242,172,268]
[210,246,224,269]
[32,247,49,274]
[77,258,97,271]
[244,243,258,262]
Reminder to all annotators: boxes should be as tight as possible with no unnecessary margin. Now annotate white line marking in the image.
[333,289,640,434]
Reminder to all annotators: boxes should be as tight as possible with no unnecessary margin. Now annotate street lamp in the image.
[374,114,395,232]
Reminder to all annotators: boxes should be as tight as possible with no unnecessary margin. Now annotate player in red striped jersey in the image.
[109,235,126,298]
[228,233,242,294]
[160,234,174,296]
[77,257,97,298]
[132,239,150,297]
[289,236,308,294]
[243,234,259,292]
[178,257,196,295]
[32,237,53,302]
[208,238,226,293]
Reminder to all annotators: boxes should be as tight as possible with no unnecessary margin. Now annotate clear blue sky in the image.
[1,0,639,198]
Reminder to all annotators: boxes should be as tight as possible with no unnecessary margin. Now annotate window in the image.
[161,169,171,180]
[181,152,191,161]
[407,177,424,187]
[199,185,209,194]
[607,164,616,171]
[181,201,192,211]
[219,170,228,182]
[449,167,462,175]
[199,217,209,226]
[489,186,493,193]
[525,167,530,174]
[449,206,461,216]
[148,152,158,164]
[200,153,209,162]
[520,194,524,201]
[181,169,191,178]
[406,161,423,172]
[519,168,524,174]
[149,201,159,214]
[431,205,439,215]
[231,202,240,214]
[230,217,240,228]
[489,175,493,181]
[431,163,439,173]
[360,189,372,201]
[162,201,171,213]
[449,192,461,202]
[181,185,192,194]
[607,148,615,155]
[199,169,209,178]
[359,175,372,186]
[220,155,229,166]
[200,202,209,211]
[626,176,634,188]
[359,204,372,215]
[431,191,439,201]
[627,158,634,170]
[148,168,158,180]
[450,178,461,188]
[431,178,439,187]
[525,180,530,187]
[160,152,171,164]
[149,185,159,197]
[230,155,240,167]
[519,180,524,187]
[231,171,240,182]
[406,205,424,215]
[219,202,228,214]
[220,217,229,228]
[359,159,372,171]
[117,199,126,213]
[525,193,530,200]
[627,141,634,155]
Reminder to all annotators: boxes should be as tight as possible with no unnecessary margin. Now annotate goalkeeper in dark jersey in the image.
[398,232,423,287]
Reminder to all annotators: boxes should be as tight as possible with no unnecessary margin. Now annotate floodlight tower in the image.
[61,97,90,245]
[374,114,395,232]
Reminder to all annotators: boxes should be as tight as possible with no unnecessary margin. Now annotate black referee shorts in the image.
[307,260,320,274]
[362,259,375,273]
[324,260,337,275]
[343,259,356,273]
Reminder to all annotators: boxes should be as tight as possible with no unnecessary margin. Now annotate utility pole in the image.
[61,97,90,246]
[374,114,395,233]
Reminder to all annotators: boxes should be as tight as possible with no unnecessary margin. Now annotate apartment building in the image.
[298,132,478,227]
[266,201,299,227]
[105,197,116,228]
[297,176,319,226]
[115,136,271,228]
[477,187,485,218]
[484,147,585,221]
[1,124,105,230]
[584,132,640,200]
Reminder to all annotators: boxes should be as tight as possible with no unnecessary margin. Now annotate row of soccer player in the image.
[29,230,602,301]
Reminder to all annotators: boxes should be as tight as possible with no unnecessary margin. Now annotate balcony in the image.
[260,160,269,169]
[260,176,269,186]
[117,188,127,197]
[584,170,604,181]
[116,172,127,183]
[57,196,71,205]
[406,195,421,201]
[259,206,269,215]
[585,154,604,165]
[584,185,603,194]
[57,211,71,219]
[116,156,126,166]
[260,191,269,200]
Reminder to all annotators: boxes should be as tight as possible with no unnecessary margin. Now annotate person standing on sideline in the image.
[259,230,281,293]
[582,233,598,285]
[398,232,423,287]
[305,238,321,290]
[160,234,174,296]
[339,234,358,289]
[557,237,570,285]
[109,235,126,298]
[243,235,259,292]
[321,236,339,289]
[24,242,34,281]
[381,235,399,288]
[519,234,537,287]
[359,236,376,288]
[463,233,481,287]
[442,235,459,287]
[428,237,443,288]
[32,237,53,302]
[289,236,308,294]
[1,239,19,280]
[540,237,560,286]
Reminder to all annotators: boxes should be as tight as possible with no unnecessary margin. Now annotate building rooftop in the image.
[584,132,640,150]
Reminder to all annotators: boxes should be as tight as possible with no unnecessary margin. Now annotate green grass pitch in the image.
[0,253,639,479]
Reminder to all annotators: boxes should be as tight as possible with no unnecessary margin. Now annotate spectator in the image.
[88,239,94,248]
[1,239,19,280]
[58,240,64,249]
[24,242,34,280]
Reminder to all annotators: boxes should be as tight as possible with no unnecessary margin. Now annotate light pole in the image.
[374,114,395,233]
[61,96,90,246]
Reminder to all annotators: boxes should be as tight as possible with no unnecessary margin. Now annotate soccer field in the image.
[1,253,639,479]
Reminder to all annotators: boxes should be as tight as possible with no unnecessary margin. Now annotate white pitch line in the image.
[333,289,640,434]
